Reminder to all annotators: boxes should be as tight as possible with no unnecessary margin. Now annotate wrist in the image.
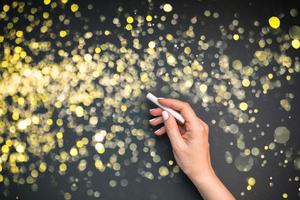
[187,167,217,187]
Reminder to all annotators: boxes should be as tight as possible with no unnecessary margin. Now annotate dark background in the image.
[0,0,300,199]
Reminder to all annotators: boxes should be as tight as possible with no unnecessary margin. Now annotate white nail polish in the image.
[162,111,169,121]
[149,118,155,122]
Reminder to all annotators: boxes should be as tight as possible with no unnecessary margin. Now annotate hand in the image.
[149,98,213,180]
[149,98,235,200]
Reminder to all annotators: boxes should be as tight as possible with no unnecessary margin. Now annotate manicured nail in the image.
[149,118,155,122]
[149,108,155,112]
[157,97,164,99]
[162,111,169,121]
[154,129,160,134]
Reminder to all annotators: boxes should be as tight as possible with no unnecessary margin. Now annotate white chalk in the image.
[146,92,185,124]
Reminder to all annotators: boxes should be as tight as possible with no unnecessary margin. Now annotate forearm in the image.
[189,171,236,200]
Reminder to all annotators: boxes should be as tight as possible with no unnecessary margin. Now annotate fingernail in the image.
[149,108,155,112]
[162,111,169,121]
[157,97,164,99]
[149,118,155,122]
[154,129,160,134]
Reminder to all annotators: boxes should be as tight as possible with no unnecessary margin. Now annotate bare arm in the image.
[149,98,235,200]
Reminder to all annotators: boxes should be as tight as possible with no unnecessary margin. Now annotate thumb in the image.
[162,111,185,148]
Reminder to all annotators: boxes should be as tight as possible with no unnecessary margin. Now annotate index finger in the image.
[158,98,197,122]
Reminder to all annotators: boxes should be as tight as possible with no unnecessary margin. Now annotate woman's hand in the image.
[149,98,235,200]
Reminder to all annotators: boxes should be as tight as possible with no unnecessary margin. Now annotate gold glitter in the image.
[75,106,84,117]
[95,143,105,154]
[95,47,101,53]
[163,3,173,12]
[16,30,23,38]
[70,4,79,12]
[166,34,173,41]
[148,41,156,48]
[146,15,152,22]
[59,30,68,38]
[126,16,134,24]
[199,84,208,93]
[268,16,280,29]
[70,147,78,156]
[233,34,239,40]
[291,39,300,49]
[3,4,10,12]
[247,177,256,186]
[242,79,250,87]
[121,104,127,112]
[239,102,248,111]
[158,166,169,177]
[44,0,51,5]
[274,127,290,144]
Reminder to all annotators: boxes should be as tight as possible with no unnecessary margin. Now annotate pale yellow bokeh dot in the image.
[242,79,250,87]
[184,47,191,54]
[163,3,173,12]
[166,34,173,41]
[233,34,239,40]
[44,0,51,5]
[291,39,300,49]
[12,111,19,120]
[126,16,134,24]
[239,102,248,111]
[59,30,67,38]
[43,12,49,19]
[141,73,149,82]
[56,131,63,139]
[146,15,152,22]
[158,166,169,177]
[61,0,68,4]
[59,163,67,172]
[268,73,273,79]
[46,118,53,125]
[148,41,156,48]
[121,104,127,112]
[70,4,79,12]
[70,147,78,156]
[75,106,84,117]
[247,177,256,186]
[246,185,252,190]
[16,30,23,38]
[199,84,207,93]
[116,65,125,72]
[95,47,101,53]
[39,162,47,173]
[268,16,280,29]
[95,143,105,154]
[0,35,4,43]
[3,4,10,12]
[1,145,9,153]
[89,116,98,125]
[282,193,288,198]
[125,24,133,31]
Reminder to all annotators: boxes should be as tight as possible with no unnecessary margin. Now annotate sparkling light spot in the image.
[233,34,240,40]
[163,3,173,12]
[239,102,248,111]
[70,4,79,12]
[291,39,300,49]
[268,16,280,29]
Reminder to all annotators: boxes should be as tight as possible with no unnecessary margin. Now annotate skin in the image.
[149,98,235,200]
